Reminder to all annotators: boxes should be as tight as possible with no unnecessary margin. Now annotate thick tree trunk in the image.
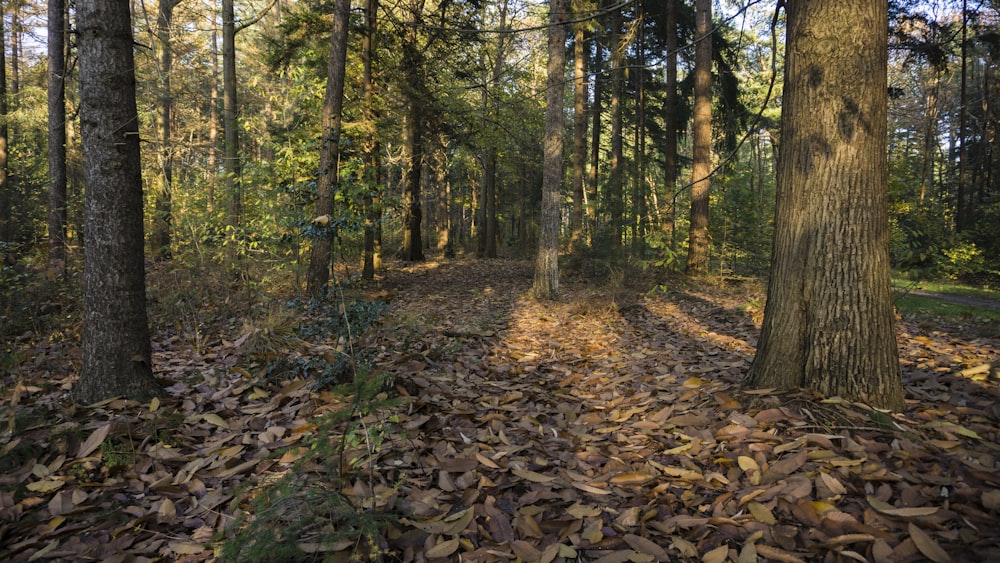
[307,0,351,296]
[48,0,67,275]
[745,0,903,411]
[75,0,162,403]
[151,0,177,260]
[686,0,712,275]
[532,0,567,299]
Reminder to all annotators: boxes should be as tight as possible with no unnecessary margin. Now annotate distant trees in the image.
[745,0,904,410]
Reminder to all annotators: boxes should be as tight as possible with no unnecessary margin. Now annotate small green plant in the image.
[100,438,137,471]
[219,368,401,562]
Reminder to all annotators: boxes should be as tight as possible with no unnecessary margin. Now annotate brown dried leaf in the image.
[908,523,950,562]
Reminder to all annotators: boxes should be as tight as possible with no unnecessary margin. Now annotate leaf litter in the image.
[1,258,999,562]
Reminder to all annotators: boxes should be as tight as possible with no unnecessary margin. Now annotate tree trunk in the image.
[0,6,8,246]
[151,0,178,260]
[686,0,712,275]
[362,0,381,280]
[307,0,351,296]
[208,25,219,213]
[588,20,602,240]
[75,0,162,403]
[532,0,567,299]
[222,0,242,230]
[663,0,678,249]
[570,6,587,253]
[744,0,903,411]
[608,7,624,249]
[401,0,426,262]
[47,0,67,276]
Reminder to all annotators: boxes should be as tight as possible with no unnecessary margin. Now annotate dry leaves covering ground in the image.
[1,258,999,562]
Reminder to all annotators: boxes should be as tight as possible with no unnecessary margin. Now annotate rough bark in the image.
[307,0,351,296]
[0,6,8,245]
[48,0,67,274]
[686,0,712,275]
[74,0,162,403]
[532,0,567,300]
[744,0,904,411]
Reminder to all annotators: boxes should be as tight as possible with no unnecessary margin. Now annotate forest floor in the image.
[1,257,999,562]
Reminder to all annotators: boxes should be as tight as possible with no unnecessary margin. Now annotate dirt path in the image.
[361,259,1000,562]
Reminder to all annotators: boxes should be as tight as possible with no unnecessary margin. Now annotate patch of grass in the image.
[893,276,1000,301]
[894,293,1000,322]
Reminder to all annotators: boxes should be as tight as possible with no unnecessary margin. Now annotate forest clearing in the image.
[2,257,999,562]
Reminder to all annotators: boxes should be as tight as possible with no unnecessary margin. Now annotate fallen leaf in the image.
[908,523,950,562]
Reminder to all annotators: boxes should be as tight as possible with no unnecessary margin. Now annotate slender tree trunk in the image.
[208,25,219,213]
[588,21,602,241]
[75,0,162,403]
[608,7,624,249]
[532,0,567,299]
[362,0,381,279]
[570,4,587,254]
[307,0,351,296]
[0,6,8,246]
[401,0,426,262]
[686,0,712,274]
[744,0,903,411]
[222,0,242,231]
[48,0,68,275]
[919,70,940,203]
[152,0,178,260]
[663,0,678,249]
[956,0,969,232]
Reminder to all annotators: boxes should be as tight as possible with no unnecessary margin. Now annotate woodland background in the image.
[1,0,1000,561]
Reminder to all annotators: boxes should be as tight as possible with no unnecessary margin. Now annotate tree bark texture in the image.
[362,0,381,280]
[745,0,904,411]
[307,0,351,295]
[75,0,162,403]
[686,0,711,275]
[47,0,67,274]
[608,7,624,249]
[532,0,567,299]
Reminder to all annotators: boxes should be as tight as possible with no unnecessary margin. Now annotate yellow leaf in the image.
[818,472,848,496]
[738,456,759,472]
[149,397,160,412]
[682,376,705,388]
[47,516,66,532]
[512,468,556,483]
[747,501,776,525]
[908,523,951,562]
[27,480,65,493]
[702,544,730,563]
[610,472,655,486]
[202,413,229,429]
[425,538,460,558]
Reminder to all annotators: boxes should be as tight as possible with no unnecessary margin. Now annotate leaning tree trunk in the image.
[744,0,903,411]
[686,0,712,275]
[532,0,567,299]
[75,0,162,403]
[306,0,351,296]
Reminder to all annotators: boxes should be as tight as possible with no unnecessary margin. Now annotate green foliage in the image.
[219,368,400,562]
[643,229,681,272]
